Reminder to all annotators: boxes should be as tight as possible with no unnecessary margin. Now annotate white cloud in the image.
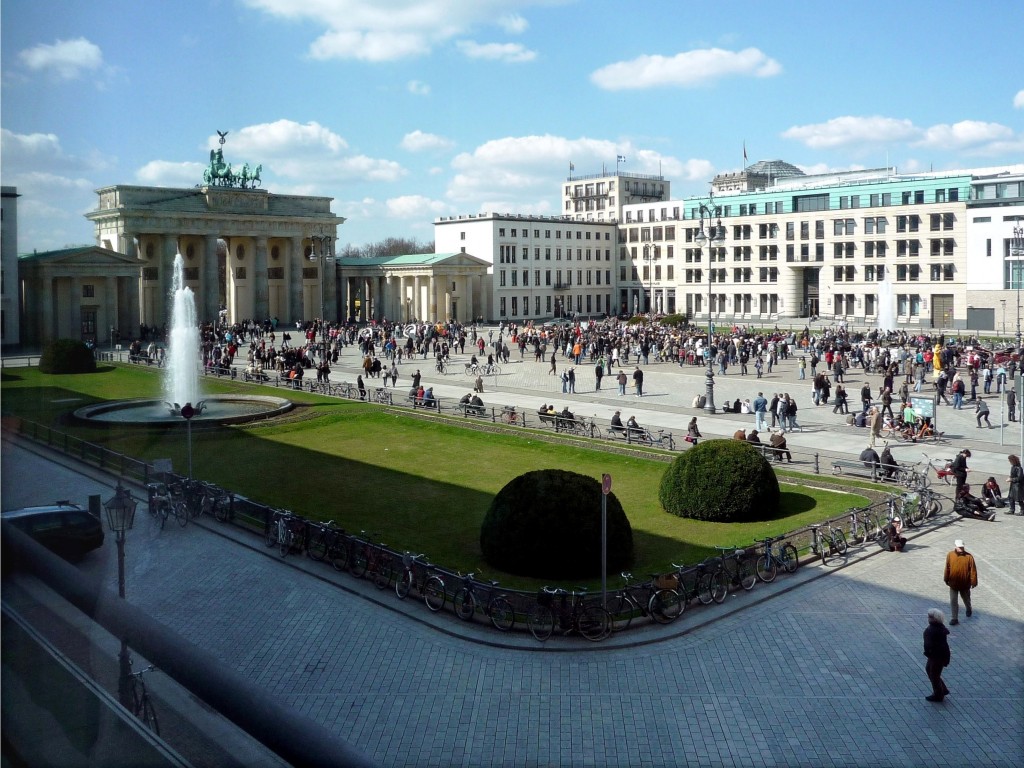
[407,80,431,96]
[591,47,781,90]
[401,130,455,152]
[386,194,450,218]
[1015,90,1024,109]
[18,37,103,80]
[446,134,702,212]
[456,40,536,63]
[1,128,108,175]
[782,116,920,149]
[136,160,207,187]
[204,120,405,182]
[242,0,556,62]
[915,120,1014,150]
[498,13,529,34]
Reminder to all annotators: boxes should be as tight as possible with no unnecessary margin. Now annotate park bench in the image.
[455,402,487,417]
[830,459,881,482]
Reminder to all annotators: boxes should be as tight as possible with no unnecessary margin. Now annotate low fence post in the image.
[814,453,819,474]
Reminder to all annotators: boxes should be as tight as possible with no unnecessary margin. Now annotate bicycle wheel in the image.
[454,588,476,621]
[610,594,638,631]
[925,494,944,517]
[696,571,715,605]
[265,520,278,547]
[157,502,168,530]
[649,589,682,623]
[831,529,848,556]
[396,570,413,599]
[173,501,189,528]
[372,558,393,589]
[279,530,291,557]
[423,576,446,612]
[737,558,757,590]
[577,604,611,641]
[349,548,368,577]
[140,696,160,736]
[330,541,350,572]
[488,596,515,632]
[755,554,778,583]
[527,605,555,641]
[709,569,729,604]
[781,543,799,574]
[307,530,328,561]
[213,497,230,522]
[906,496,927,527]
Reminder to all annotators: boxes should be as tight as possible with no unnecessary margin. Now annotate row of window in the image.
[834,264,956,282]
[494,227,613,240]
[681,293,782,315]
[497,245,613,263]
[499,293,610,317]
[834,294,925,317]
[497,269,613,288]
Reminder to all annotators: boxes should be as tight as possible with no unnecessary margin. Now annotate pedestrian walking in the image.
[922,608,951,702]
[753,392,768,432]
[1009,388,1017,422]
[568,367,576,394]
[975,398,991,428]
[868,406,882,447]
[617,369,627,396]
[943,539,978,625]
[594,361,604,391]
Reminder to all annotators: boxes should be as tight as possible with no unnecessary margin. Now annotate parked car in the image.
[2,502,105,560]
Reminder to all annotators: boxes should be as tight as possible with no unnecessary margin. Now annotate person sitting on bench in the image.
[860,446,881,475]
[469,394,485,415]
[880,445,900,480]
[769,430,792,463]
[610,410,626,435]
[626,415,643,437]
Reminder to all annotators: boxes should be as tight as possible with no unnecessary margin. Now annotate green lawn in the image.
[1,364,868,589]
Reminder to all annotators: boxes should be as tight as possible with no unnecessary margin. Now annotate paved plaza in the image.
[2,445,1023,766]
[2,338,1022,767]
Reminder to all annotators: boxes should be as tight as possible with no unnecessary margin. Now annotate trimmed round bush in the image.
[659,313,688,327]
[38,339,97,374]
[659,439,780,522]
[480,469,634,579]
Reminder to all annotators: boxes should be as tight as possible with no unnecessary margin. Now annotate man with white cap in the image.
[943,539,978,626]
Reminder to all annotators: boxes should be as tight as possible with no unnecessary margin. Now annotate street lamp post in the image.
[643,244,655,321]
[694,195,726,414]
[104,482,138,708]
[1013,217,1023,350]
[310,235,335,362]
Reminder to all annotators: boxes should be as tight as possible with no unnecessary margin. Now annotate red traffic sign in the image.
[601,473,612,495]
[180,403,195,420]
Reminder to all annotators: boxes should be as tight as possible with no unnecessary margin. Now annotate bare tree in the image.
[338,237,434,259]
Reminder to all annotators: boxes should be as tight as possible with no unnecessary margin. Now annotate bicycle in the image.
[197,481,231,522]
[165,481,190,528]
[609,572,682,630]
[348,530,393,589]
[809,521,848,566]
[500,406,520,425]
[888,491,926,528]
[394,552,447,611]
[372,387,393,405]
[146,483,172,529]
[452,572,516,631]
[754,536,799,583]
[527,586,611,642]
[265,508,304,557]
[917,486,945,518]
[847,505,880,546]
[306,520,347,568]
[710,545,757,592]
[126,663,160,736]
[435,358,448,374]
[672,560,727,606]
[922,454,955,485]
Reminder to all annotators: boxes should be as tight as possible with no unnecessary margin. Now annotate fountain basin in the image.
[73,395,294,426]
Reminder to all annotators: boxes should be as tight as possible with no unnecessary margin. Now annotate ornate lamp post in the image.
[694,196,726,414]
[104,482,138,707]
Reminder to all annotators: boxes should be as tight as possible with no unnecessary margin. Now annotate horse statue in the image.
[236,163,250,187]
[250,164,262,188]
[203,148,234,186]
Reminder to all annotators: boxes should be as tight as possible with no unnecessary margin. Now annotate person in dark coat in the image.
[923,608,951,702]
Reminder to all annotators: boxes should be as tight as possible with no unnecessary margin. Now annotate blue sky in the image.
[3,0,1022,253]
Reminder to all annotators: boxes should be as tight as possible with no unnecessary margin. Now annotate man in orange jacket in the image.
[943,539,978,625]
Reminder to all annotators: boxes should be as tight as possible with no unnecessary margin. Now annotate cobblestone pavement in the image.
[3,437,1022,768]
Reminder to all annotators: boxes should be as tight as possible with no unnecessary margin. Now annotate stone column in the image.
[288,236,304,324]
[254,236,269,320]
[69,277,83,341]
[412,276,421,320]
[105,276,117,343]
[428,276,437,321]
[161,234,177,331]
[203,234,219,323]
[324,240,337,324]
[39,271,54,342]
